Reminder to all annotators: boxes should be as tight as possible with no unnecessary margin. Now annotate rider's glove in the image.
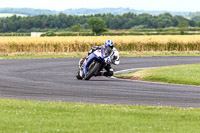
[105,57,111,64]
[111,59,115,64]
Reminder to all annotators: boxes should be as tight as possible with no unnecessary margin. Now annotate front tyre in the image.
[84,61,100,80]
[76,70,83,80]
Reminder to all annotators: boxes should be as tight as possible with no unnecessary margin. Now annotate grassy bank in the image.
[0,52,87,59]
[0,99,200,133]
[117,63,200,86]
[1,51,200,59]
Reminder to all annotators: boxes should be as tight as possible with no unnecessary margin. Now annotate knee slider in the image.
[109,71,114,76]
[104,71,113,76]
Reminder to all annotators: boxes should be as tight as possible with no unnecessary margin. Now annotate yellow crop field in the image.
[0,35,200,54]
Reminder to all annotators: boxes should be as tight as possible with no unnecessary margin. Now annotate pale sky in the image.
[0,0,199,12]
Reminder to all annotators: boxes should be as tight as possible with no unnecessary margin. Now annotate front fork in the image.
[78,57,86,69]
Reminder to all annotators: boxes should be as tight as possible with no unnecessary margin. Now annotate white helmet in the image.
[104,40,114,48]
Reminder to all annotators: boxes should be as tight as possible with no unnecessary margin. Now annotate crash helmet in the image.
[104,40,114,48]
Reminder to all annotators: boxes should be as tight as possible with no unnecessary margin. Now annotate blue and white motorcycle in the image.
[76,45,113,80]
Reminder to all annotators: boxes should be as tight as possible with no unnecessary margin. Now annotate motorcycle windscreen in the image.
[101,46,112,58]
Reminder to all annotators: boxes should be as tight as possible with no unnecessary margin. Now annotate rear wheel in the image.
[84,61,100,80]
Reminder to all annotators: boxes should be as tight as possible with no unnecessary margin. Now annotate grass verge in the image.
[0,52,87,59]
[0,99,200,133]
[1,51,200,59]
[117,63,200,86]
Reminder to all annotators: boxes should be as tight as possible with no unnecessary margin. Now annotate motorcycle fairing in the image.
[82,53,100,77]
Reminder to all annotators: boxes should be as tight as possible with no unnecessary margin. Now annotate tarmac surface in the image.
[0,57,200,108]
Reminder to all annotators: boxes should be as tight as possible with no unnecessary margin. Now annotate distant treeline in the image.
[189,12,200,22]
[0,7,190,16]
[0,12,199,33]
[0,8,56,16]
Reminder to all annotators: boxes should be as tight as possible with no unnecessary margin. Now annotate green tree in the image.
[198,22,200,27]
[178,21,189,35]
[191,15,200,22]
[178,21,189,28]
[87,17,107,35]
[158,22,163,31]
[69,24,81,32]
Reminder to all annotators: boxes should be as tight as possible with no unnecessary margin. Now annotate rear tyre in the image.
[84,62,100,80]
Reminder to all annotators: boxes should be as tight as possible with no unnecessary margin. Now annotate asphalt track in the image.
[0,57,200,108]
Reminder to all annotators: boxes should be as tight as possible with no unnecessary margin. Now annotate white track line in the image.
[114,67,154,74]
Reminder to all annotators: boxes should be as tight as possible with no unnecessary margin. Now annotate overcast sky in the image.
[0,0,199,12]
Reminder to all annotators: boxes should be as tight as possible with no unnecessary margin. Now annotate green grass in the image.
[1,51,200,59]
[0,53,85,59]
[119,51,200,57]
[0,99,200,133]
[117,64,200,86]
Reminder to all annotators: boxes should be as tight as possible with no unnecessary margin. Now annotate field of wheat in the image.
[0,36,200,54]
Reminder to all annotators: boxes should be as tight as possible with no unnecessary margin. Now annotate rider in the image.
[79,40,120,77]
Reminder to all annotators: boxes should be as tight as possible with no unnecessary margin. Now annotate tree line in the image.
[0,7,191,16]
[0,12,198,33]
[0,8,56,16]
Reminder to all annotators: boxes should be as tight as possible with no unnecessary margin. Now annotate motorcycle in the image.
[76,45,113,80]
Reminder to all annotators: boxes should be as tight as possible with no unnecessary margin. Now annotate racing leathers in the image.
[79,45,120,77]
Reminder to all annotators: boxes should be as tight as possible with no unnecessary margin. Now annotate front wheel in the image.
[76,69,83,80]
[84,61,100,80]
